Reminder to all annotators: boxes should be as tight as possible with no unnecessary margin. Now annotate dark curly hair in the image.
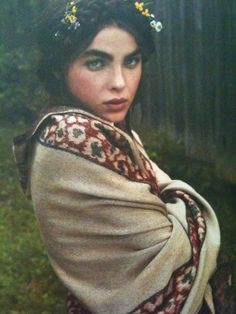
[37,0,156,105]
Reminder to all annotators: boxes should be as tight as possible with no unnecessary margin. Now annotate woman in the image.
[13,0,220,313]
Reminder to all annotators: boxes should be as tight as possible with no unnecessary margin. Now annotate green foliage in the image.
[0,45,42,124]
[0,126,65,313]
[0,0,43,124]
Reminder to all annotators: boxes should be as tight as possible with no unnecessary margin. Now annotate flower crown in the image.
[134,1,163,32]
[56,0,163,37]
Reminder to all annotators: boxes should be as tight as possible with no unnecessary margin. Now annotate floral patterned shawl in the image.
[13,107,220,314]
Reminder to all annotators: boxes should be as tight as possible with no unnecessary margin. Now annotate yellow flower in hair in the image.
[139,2,144,9]
[135,2,144,12]
[142,9,150,17]
[66,14,77,24]
[72,5,77,14]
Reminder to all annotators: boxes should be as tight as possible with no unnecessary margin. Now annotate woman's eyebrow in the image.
[81,48,141,60]
[125,48,141,59]
[81,50,113,60]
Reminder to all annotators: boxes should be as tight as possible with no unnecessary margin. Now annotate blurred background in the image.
[0,0,235,312]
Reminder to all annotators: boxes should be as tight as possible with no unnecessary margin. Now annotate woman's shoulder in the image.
[36,110,140,173]
[37,110,119,152]
[34,110,157,187]
[39,111,98,144]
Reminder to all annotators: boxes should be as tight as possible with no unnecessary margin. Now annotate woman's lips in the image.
[103,98,128,111]
[104,98,128,105]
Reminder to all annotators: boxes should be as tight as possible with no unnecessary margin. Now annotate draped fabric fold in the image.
[13,108,220,314]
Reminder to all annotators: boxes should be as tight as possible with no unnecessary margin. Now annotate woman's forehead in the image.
[84,26,139,56]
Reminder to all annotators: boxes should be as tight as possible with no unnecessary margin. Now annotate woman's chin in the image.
[87,107,129,123]
[100,112,127,123]
[79,104,129,123]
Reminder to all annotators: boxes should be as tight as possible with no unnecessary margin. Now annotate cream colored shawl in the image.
[14,108,220,314]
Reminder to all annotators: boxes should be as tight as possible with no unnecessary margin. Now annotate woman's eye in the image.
[124,56,141,69]
[85,59,104,71]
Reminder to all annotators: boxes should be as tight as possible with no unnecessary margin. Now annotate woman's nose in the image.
[109,67,126,90]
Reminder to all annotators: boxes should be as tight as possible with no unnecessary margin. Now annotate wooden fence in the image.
[140,0,235,174]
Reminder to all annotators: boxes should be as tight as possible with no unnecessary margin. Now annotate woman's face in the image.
[66,26,142,123]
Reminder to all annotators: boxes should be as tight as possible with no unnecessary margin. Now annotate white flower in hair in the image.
[150,20,163,32]
[134,1,163,33]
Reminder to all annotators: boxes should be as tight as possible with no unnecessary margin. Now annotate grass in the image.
[0,124,235,313]
[0,126,66,313]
